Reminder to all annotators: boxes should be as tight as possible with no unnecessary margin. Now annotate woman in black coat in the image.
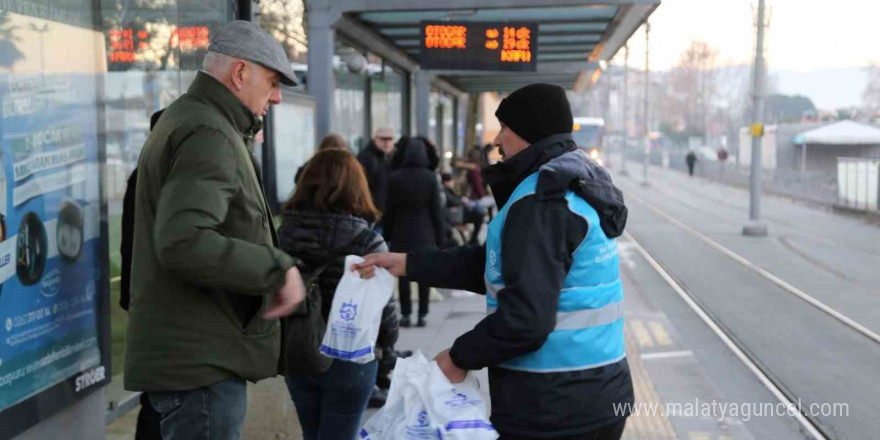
[384,136,445,327]
[278,149,398,440]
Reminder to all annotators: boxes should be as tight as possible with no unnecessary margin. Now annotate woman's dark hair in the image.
[284,149,380,222]
[391,136,440,171]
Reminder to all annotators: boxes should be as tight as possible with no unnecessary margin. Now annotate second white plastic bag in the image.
[320,255,395,364]
[360,351,498,440]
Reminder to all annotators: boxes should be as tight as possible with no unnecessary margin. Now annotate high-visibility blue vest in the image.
[485,171,625,373]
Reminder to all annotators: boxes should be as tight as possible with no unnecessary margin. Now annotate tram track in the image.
[618,185,880,440]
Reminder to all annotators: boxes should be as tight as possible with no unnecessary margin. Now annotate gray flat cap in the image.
[208,20,298,86]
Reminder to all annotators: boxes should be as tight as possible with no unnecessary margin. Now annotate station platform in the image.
[108,157,879,440]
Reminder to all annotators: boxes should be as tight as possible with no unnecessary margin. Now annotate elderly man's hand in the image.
[434,349,467,383]
[263,267,305,319]
[352,252,407,278]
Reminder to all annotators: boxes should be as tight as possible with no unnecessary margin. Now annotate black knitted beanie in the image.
[494,83,573,144]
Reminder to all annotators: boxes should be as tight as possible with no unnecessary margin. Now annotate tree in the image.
[0,12,25,69]
[259,0,307,63]
[665,41,719,143]
[764,94,816,123]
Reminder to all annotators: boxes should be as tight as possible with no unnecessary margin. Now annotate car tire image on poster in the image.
[16,212,47,286]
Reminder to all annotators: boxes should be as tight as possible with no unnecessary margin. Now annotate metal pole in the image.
[743,0,768,236]
[641,22,651,187]
[620,45,629,176]
[800,142,807,174]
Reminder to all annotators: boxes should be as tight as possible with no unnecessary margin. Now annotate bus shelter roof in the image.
[334,0,660,93]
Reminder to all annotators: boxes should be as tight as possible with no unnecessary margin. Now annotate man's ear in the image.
[230,60,248,91]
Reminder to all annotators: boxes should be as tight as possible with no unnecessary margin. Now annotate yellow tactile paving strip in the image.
[621,325,679,440]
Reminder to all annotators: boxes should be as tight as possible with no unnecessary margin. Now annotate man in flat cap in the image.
[124,20,305,440]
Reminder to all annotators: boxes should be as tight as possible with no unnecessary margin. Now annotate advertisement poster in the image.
[0,9,107,420]
[0,72,104,413]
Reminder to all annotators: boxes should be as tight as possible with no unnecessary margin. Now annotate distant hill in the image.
[770,67,868,111]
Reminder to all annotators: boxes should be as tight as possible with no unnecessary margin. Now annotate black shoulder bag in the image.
[282,257,337,376]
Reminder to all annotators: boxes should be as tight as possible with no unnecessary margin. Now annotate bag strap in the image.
[301,249,343,283]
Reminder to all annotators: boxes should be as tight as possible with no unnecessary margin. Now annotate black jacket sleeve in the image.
[381,179,396,238]
[120,170,137,311]
[408,244,486,293]
[448,193,588,371]
[358,152,378,194]
[369,235,399,349]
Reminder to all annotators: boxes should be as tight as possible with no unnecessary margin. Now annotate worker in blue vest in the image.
[355,83,633,440]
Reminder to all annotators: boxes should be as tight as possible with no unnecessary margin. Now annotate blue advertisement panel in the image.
[0,4,111,438]
[0,72,103,412]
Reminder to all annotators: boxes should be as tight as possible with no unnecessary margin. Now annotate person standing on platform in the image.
[357,127,396,225]
[383,136,445,328]
[125,21,305,440]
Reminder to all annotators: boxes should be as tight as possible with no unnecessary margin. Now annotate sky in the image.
[611,0,880,109]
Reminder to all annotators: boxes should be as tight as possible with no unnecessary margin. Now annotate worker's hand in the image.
[434,349,467,384]
[263,267,305,319]
[352,252,407,278]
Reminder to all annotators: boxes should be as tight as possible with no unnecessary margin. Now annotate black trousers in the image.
[398,276,430,318]
[498,419,626,440]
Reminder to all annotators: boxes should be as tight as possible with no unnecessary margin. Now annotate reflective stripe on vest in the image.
[485,172,626,373]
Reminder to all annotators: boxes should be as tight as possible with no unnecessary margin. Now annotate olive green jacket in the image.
[124,72,294,391]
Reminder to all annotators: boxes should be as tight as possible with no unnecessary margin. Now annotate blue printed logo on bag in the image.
[443,389,481,409]
[340,301,358,321]
[417,411,430,427]
[404,410,439,440]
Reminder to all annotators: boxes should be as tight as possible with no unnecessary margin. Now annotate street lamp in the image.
[743,0,769,237]
[641,21,651,188]
[620,45,629,176]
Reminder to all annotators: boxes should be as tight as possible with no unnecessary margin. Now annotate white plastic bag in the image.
[420,361,496,440]
[320,255,395,364]
[361,351,498,440]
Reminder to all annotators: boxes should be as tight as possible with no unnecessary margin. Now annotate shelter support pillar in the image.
[307,6,339,140]
[415,70,432,138]
[464,93,479,152]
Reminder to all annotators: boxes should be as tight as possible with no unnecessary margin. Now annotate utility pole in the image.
[620,45,629,176]
[641,22,651,187]
[743,0,768,236]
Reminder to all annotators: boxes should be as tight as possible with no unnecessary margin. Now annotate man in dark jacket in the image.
[686,150,697,176]
[356,84,633,440]
[357,127,395,214]
[125,21,305,440]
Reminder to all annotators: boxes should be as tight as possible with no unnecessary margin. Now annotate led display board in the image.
[418,21,538,71]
